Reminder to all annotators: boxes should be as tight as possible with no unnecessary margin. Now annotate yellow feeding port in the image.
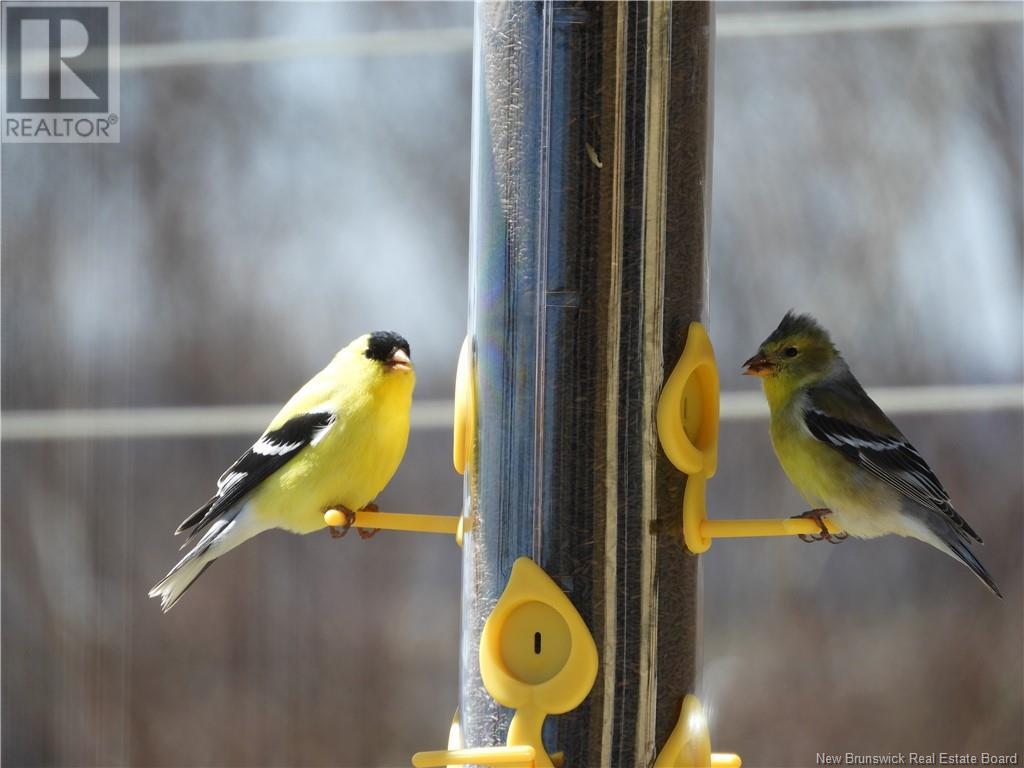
[453,335,476,476]
[478,557,598,768]
[499,601,572,685]
[657,321,720,478]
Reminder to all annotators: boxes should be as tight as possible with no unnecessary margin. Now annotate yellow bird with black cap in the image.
[149,331,415,611]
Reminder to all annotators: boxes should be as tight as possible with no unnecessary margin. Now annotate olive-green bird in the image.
[744,311,1000,597]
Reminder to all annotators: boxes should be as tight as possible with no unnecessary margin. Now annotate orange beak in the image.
[742,352,773,377]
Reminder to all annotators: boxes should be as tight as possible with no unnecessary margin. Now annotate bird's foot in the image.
[325,506,357,539]
[356,502,380,540]
[792,508,846,543]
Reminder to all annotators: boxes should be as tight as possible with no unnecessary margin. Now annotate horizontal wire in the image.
[2,384,1020,441]
[117,27,474,70]
[716,3,1022,39]
[17,4,1016,75]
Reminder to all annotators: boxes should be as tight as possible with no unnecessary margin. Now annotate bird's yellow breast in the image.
[768,397,893,517]
[252,368,414,534]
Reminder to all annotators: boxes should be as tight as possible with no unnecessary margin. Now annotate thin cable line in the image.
[2,385,1020,441]
[717,3,1022,39]
[121,28,472,71]
[19,4,1015,75]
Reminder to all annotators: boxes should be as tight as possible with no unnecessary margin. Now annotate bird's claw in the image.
[356,503,379,539]
[326,506,357,539]
[325,504,381,540]
[792,508,846,544]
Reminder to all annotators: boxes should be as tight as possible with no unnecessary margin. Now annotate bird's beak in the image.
[388,348,413,372]
[742,352,773,377]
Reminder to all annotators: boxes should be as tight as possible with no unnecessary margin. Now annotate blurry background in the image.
[1,2,1021,766]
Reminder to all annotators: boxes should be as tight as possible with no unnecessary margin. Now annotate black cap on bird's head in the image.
[365,331,412,372]
[743,311,838,380]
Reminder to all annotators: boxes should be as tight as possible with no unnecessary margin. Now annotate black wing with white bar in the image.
[803,391,981,544]
[176,409,336,540]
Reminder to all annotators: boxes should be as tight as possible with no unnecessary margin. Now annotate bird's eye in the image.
[784,346,799,358]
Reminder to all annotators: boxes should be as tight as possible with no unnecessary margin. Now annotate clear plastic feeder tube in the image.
[461,2,714,764]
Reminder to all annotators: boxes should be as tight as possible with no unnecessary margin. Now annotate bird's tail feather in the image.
[943,534,1002,599]
[148,557,213,612]
[149,502,263,611]
[175,496,215,536]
